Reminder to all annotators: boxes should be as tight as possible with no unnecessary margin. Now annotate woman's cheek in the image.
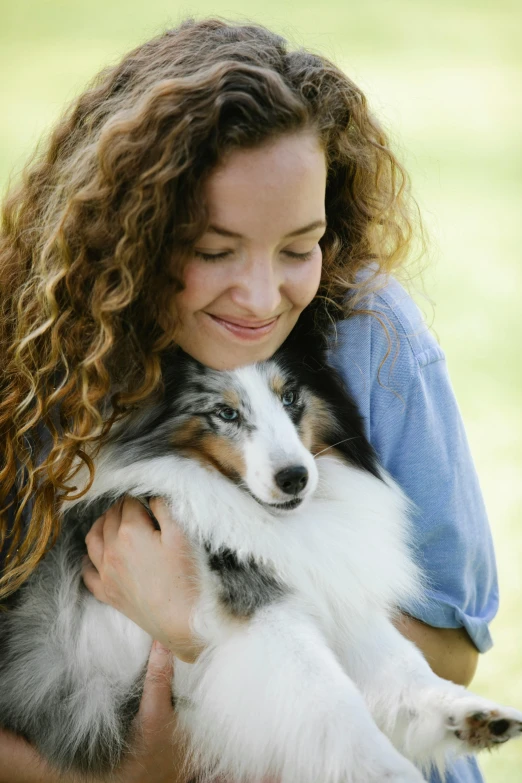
[292,249,323,307]
[175,260,224,318]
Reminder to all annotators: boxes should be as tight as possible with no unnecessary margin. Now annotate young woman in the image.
[0,18,497,783]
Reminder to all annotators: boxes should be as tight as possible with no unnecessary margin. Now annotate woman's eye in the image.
[217,407,239,422]
[284,248,316,261]
[281,390,296,406]
[195,248,317,262]
[194,250,231,261]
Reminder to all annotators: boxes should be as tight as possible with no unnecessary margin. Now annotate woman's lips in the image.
[206,313,279,340]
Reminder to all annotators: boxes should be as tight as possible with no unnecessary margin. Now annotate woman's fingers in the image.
[148,497,172,531]
[138,641,176,728]
[148,498,191,555]
[101,497,124,547]
[83,513,106,571]
[85,498,151,573]
[119,497,160,543]
[81,555,107,603]
[83,501,126,605]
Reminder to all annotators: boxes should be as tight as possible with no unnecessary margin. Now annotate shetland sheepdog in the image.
[0,321,520,783]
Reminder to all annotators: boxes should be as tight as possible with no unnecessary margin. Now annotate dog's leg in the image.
[174,600,425,783]
[340,612,522,775]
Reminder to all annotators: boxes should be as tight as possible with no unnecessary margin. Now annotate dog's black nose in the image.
[275,466,308,495]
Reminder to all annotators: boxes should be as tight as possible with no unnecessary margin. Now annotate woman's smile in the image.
[205,313,280,341]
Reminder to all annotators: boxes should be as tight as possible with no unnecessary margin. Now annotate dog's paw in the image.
[447,700,522,750]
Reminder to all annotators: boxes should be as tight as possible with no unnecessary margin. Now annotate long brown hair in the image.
[0,17,418,598]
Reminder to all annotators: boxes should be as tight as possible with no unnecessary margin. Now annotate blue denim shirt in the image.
[327,276,498,782]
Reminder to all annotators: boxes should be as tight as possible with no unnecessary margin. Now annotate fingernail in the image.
[153,640,170,654]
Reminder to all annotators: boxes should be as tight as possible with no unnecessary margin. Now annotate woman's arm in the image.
[0,643,194,783]
[0,730,54,783]
[394,613,479,687]
[329,281,498,696]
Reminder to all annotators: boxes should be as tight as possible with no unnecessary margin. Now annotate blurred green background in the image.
[2,1,521,780]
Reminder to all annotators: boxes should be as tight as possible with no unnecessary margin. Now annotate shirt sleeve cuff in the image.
[400,590,494,653]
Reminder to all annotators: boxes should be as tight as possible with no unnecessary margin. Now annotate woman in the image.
[0,18,497,783]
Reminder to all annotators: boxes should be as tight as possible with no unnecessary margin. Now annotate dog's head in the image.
[166,355,338,512]
[115,348,343,512]
[114,323,379,511]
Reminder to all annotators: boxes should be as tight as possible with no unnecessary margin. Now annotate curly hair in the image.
[0,17,419,598]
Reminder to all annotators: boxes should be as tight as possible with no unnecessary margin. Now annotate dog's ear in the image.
[161,346,207,397]
[277,304,382,480]
[278,302,330,367]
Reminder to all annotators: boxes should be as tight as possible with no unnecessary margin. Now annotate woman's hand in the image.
[82,497,203,663]
[115,641,194,783]
[0,643,194,783]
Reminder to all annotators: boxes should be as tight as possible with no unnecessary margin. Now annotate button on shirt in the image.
[327,276,498,783]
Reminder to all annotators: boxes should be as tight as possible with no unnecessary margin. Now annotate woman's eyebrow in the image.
[206,219,327,239]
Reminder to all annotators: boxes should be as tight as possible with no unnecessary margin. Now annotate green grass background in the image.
[2,1,521,780]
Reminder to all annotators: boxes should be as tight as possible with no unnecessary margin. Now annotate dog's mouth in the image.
[247,492,304,512]
[267,497,303,511]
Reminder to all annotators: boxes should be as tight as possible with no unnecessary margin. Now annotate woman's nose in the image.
[229,256,282,315]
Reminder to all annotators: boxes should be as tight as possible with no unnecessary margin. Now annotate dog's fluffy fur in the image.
[1,325,521,783]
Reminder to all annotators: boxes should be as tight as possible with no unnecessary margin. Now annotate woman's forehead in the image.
[201,133,327,239]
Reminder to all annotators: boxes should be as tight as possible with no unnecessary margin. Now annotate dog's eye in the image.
[282,390,296,406]
[217,407,239,422]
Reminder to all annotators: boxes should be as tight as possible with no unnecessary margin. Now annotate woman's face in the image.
[173,131,327,370]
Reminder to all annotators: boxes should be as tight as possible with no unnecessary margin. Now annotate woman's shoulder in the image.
[326,275,444,435]
[328,274,444,373]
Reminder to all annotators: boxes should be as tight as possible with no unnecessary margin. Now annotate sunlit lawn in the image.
[2,1,521,780]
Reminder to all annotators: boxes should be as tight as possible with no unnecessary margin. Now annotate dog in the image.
[0,319,521,783]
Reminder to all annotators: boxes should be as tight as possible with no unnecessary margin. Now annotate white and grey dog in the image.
[0,324,521,783]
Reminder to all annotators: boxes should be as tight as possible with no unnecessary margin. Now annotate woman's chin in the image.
[184,342,277,371]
